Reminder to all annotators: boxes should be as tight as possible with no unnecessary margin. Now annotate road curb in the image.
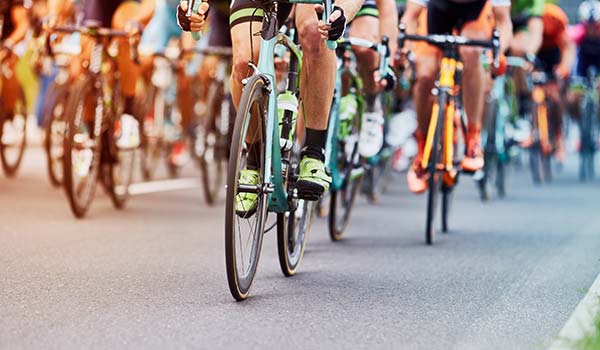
[548,273,600,350]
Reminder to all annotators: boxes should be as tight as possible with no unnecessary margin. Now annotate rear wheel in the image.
[425,96,446,245]
[225,76,269,301]
[0,86,27,177]
[63,77,103,218]
[43,83,69,187]
[199,80,230,205]
[329,108,363,241]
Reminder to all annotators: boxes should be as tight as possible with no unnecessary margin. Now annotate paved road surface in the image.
[1,148,599,350]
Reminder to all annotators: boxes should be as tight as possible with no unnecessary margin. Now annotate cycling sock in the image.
[246,142,262,170]
[302,128,327,162]
[124,96,135,116]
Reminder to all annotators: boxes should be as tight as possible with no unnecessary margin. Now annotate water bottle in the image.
[277,91,298,151]
[339,93,358,139]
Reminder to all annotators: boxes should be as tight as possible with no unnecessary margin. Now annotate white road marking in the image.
[129,178,202,195]
[548,273,600,349]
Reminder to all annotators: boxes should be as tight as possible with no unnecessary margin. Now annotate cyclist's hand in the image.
[315,5,347,41]
[178,0,209,32]
[492,54,507,77]
[555,64,570,80]
[124,20,143,37]
[375,67,397,92]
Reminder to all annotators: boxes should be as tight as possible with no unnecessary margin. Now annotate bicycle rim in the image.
[44,83,68,187]
[0,87,27,177]
[63,78,102,218]
[225,75,268,301]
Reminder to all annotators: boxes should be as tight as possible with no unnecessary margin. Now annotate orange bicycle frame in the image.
[532,86,550,151]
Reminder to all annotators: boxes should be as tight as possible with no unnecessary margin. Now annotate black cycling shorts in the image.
[427,0,487,35]
[537,46,560,78]
[83,0,138,28]
[229,0,292,28]
[209,9,232,47]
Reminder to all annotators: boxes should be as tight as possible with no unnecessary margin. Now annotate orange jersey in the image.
[541,3,569,50]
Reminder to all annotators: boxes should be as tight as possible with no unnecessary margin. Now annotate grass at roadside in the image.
[573,299,600,350]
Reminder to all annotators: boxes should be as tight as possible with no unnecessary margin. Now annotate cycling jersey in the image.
[511,0,544,32]
[570,23,600,77]
[140,0,180,53]
[541,3,568,50]
[0,0,24,40]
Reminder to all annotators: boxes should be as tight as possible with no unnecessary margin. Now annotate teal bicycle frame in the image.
[244,0,333,213]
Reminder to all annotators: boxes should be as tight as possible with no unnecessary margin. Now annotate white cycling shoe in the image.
[387,109,417,147]
[116,114,140,149]
[359,112,385,158]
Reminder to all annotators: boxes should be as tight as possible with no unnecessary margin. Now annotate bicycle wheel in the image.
[102,120,136,210]
[43,82,69,187]
[225,75,269,301]
[277,144,314,276]
[441,183,454,233]
[0,86,27,177]
[478,98,498,201]
[329,111,363,241]
[425,95,446,245]
[139,86,164,181]
[364,147,394,204]
[199,80,230,205]
[62,77,103,218]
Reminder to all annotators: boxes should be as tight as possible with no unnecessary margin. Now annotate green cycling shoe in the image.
[296,156,332,201]
[235,169,260,218]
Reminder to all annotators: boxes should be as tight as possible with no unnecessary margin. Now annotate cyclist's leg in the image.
[1,4,28,115]
[539,47,564,158]
[457,0,493,171]
[295,4,336,197]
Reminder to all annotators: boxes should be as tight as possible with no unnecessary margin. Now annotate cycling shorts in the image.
[576,37,600,77]
[427,0,493,37]
[209,9,232,47]
[537,46,560,78]
[356,0,378,18]
[140,0,181,53]
[83,0,138,27]
[229,0,292,28]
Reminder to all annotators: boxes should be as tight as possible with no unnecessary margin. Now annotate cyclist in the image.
[0,0,29,139]
[510,0,544,57]
[401,0,512,194]
[570,0,600,80]
[48,0,156,149]
[139,0,193,166]
[349,0,398,158]
[180,0,365,212]
[535,3,575,161]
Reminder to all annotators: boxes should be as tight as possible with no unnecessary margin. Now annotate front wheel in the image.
[224,75,269,301]
[62,77,103,218]
[44,82,69,187]
[0,86,28,177]
[425,96,446,245]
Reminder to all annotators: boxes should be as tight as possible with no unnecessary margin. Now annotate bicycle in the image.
[224,0,335,300]
[55,24,139,218]
[0,45,28,177]
[327,36,392,240]
[41,32,78,187]
[477,56,525,200]
[190,46,234,205]
[527,68,554,184]
[399,25,499,244]
[574,67,599,182]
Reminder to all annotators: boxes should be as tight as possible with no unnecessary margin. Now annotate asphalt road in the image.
[1,147,600,350]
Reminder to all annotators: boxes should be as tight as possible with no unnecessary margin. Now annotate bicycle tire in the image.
[200,80,229,205]
[139,85,164,181]
[478,97,498,201]
[43,82,69,187]
[0,86,28,177]
[329,106,363,241]
[277,145,314,276]
[225,75,269,301]
[426,94,446,245]
[62,77,103,218]
[102,123,136,210]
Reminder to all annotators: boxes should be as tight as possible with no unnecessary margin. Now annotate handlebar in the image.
[398,23,500,68]
[45,25,139,64]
